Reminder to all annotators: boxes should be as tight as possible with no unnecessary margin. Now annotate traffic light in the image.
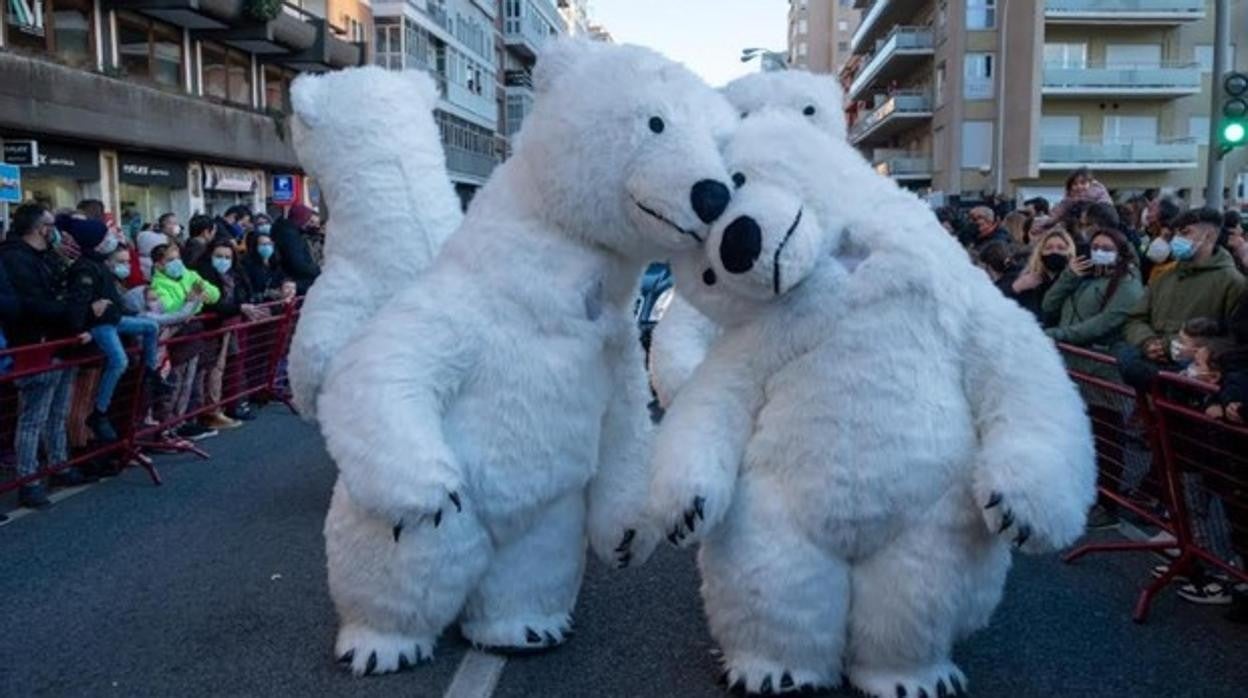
[1220,71,1248,155]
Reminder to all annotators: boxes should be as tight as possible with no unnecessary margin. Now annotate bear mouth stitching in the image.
[632,198,704,243]
[772,208,804,296]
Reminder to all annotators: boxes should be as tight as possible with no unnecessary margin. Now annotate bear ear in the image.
[289,73,325,128]
[401,70,440,107]
[534,37,597,94]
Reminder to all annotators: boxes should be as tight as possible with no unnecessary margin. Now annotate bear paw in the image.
[978,488,1081,554]
[391,489,464,542]
[461,613,572,656]
[649,468,734,549]
[847,661,967,698]
[335,625,434,677]
[610,525,660,570]
[718,653,839,696]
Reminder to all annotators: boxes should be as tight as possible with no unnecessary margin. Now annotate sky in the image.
[591,0,789,88]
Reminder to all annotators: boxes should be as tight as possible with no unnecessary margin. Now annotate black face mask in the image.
[1042,253,1068,274]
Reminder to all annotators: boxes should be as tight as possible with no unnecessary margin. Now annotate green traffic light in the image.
[1226,122,1247,144]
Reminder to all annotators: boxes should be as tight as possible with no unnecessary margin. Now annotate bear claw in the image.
[984,492,1002,509]
[364,651,377,675]
[337,650,354,664]
[525,627,542,644]
[759,675,774,694]
[1013,524,1032,548]
[393,522,404,542]
[997,510,1014,534]
[449,491,462,512]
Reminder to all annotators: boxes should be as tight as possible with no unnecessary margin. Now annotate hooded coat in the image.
[1123,248,1247,348]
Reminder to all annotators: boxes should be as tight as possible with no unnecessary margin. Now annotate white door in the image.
[1104,115,1158,143]
[1041,115,1081,143]
[1106,44,1162,67]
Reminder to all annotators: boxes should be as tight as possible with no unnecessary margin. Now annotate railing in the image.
[848,25,934,99]
[444,144,499,179]
[424,1,451,31]
[874,154,933,178]
[850,91,932,140]
[504,70,533,88]
[1043,62,1202,92]
[1039,137,1199,166]
[1045,0,1206,20]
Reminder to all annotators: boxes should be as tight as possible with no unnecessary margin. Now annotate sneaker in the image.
[1176,580,1233,605]
[49,467,97,488]
[226,402,256,422]
[85,409,119,443]
[175,423,218,441]
[1086,504,1118,530]
[201,413,242,430]
[18,484,52,509]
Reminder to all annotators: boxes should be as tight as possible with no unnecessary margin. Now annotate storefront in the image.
[2,140,100,210]
[118,152,188,225]
[202,163,263,215]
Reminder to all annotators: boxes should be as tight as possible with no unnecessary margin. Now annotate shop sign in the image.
[204,164,259,193]
[0,163,21,204]
[119,153,188,188]
[3,140,38,167]
[271,174,296,204]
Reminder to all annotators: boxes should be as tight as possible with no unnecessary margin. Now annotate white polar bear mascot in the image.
[643,111,1096,697]
[648,70,848,410]
[316,39,738,676]
[286,66,463,421]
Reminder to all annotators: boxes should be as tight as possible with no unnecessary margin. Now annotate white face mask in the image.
[1146,237,1171,263]
[96,235,120,256]
[1090,249,1118,267]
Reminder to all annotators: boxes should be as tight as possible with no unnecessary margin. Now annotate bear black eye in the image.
[803,105,817,116]
[702,268,718,286]
[732,172,746,189]
[648,116,665,134]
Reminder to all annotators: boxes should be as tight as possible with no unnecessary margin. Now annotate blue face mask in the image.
[49,228,62,248]
[212,257,233,275]
[257,243,274,261]
[112,262,131,280]
[1170,236,1196,261]
[164,259,185,279]
[257,224,272,236]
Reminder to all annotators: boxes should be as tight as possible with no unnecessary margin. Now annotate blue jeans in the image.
[90,317,160,412]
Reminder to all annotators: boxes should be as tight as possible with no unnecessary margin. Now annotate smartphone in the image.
[1075,241,1091,259]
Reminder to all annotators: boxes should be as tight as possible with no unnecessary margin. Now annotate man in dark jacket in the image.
[968,206,1010,256]
[0,204,91,507]
[271,204,322,294]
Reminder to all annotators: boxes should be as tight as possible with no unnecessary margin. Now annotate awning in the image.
[203,164,259,193]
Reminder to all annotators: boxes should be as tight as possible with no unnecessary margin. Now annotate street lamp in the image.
[740,47,788,72]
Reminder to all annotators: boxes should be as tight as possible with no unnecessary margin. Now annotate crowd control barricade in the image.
[1,300,300,496]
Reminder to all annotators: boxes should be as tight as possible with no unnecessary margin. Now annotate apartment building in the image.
[1,1,366,221]
[841,0,1248,205]
[789,0,860,74]
[556,0,588,37]
[373,0,499,206]
[499,0,562,143]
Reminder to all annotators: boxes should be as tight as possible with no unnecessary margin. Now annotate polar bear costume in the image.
[316,40,737,676]
[648,70,848,410]
[645,111,1096,697]
[286,66,462,420]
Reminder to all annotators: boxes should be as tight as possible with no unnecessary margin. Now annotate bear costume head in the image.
[723,70,848,141]
[517,39,739,260]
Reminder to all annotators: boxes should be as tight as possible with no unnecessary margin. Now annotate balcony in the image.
[847,26,934,102]
[1044,0,1205,25]
[851,0,923,55]
[504,0,560,60]
[1042,62,1202,99]
[849,91,933,146]
[1038,137,1199,170]
[444,144,498,182]
[872,150,932,181]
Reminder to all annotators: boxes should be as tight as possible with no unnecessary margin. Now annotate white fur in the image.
[647,111,1096,696]
[286,66,462,421]
[649,70,849,408]
[317,40,737,674]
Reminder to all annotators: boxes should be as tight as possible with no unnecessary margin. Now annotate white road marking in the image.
[442,650,508,698]
[1,482,96,526]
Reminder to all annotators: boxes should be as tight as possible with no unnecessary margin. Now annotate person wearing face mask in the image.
[1141,197,1183,283]
[63,218,173,443]
[1119,208,1247,391]
[243,228,286,301]
[270,204,322,294]
[194,242,262,427]
[1009,229,1075,324]
[136,212,181,280]
[1043,228,1144,349]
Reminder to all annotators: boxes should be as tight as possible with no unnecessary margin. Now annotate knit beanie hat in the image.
[287,204,316,229]
[61,216,109,252]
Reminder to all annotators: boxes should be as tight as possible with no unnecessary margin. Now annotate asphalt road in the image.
[1,409,1245,697]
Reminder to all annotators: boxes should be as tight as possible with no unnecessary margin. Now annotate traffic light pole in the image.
[1205,0,1230,209]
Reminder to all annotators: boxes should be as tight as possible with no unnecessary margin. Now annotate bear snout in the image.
[691,180,732,224]
[719,216,763,274]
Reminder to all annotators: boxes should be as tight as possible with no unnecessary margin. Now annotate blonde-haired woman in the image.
[1010,229,1076,324]
[1003,211,1030,247]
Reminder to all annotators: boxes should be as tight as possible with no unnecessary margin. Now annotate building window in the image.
[1103,115,1157,143]
[1044,43,1087,68]
[963,53,994,100]
[264,66,295,112]
[116,11,183,89]
[3,0,96,67]
[374,21,401,70]
[837,41,849,53]
[797,42,808,57]
[201,41,252,106]
[967,1,996,30]
[837,20,848,31]
[1195,44,1236,73]
[961,121,993,169]
[933,126,945,171]
[935,61,946,107]
[1189,116,1210,145]
[798,18,808,34]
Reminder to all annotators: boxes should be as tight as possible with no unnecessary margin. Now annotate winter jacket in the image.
[1009,274,1061,326]
[0,239,81,346]
[270,217,320,294]
[1123,248,1247,348]
[194,258,253,318]
[1043,268,1145,348]
[0,260,19,328]
[242,255,285,302]
[66,255,126,330]
[150,268,220,315]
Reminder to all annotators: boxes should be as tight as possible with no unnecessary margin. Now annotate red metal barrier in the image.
[1,301,300,496]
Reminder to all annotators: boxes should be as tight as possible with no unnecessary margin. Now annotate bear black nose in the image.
[719,216,762,274]
[691,179,731,224]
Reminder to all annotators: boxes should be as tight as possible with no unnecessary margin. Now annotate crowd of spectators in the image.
[0,199,324,513]
[943,167,1247,613]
